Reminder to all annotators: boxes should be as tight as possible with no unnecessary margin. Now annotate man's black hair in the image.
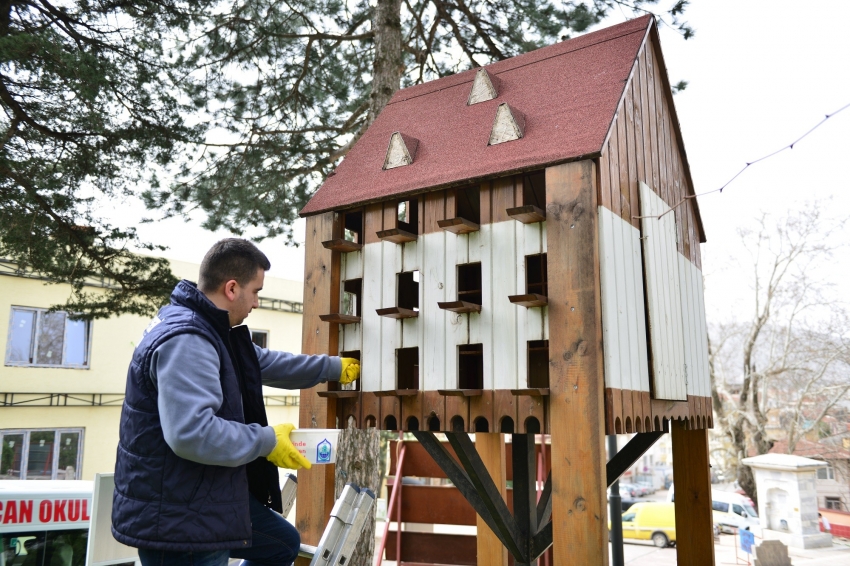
[198,238,271,292]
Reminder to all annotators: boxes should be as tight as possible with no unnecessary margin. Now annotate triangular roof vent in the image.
[488,103,525,145]
[467,68,500,105]
[383,132,419,170]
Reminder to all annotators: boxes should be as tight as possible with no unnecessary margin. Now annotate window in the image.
[712,501,729,513]
[826,497,842,510]
[343,210,363,244]
[817,463,835,480]
[457,263,482,305]
[342,279,362,317]
[732,504,745,517]
[397,271,420,311]
[526,254,548,296]
[455,186,480,224]
[397,199,419,235]
[251,330,268,349]
[6,308,91,368]
[396,347,419,390]
[1,429,83,480]
[522,170,546,209]
[527,340,550,388]
[458,344,483,389]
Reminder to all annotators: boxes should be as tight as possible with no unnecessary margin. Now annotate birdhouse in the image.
[298,15,716,565]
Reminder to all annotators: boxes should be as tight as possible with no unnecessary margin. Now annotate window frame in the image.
[5,307,92,369]
[0,428,85,480]
[250,329,269,349]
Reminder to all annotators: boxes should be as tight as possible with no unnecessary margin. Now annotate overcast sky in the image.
[113,0,850,317]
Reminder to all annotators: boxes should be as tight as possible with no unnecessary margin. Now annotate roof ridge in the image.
[388,17,651,106]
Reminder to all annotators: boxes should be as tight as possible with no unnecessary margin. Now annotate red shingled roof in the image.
[301,16,652,216]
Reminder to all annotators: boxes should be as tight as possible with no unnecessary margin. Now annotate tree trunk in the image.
[368,0,403,124]
[333,418,380,566]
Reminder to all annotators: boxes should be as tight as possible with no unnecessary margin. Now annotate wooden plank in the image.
[386,483,477,525]
[361,241,383,392]
[598,143,612,211]
[491,176,516,223]
[494,390,518,433]
[517,394,546,434]
[422,390,446,431]
[424,190,445,235]
[653,45,669,206]
[617,99,630,223]
[297,212,340,548]
[361,391,381,428]
[402,390,424,431]
[468,390,494,432]
[384,531,477,565]
[364,202,384,245]
[598,206,621,392]
[480,180,492,225]
[671,420,715,565]
[644,47,659,193]
[608,127,621,218]
[476,433,509,566]
[381,395,401,430]
[612,208,633,397]
[605,387,622,434]
[625,79,641,230]
[390,440,450,477]
[545,160,608,565]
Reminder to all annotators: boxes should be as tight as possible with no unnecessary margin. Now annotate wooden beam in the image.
[296,212,341,552]
[545,160,608,565]
[476,433,509,566]
[671,419,715,565]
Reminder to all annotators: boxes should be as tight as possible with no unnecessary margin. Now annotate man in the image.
[112,239,359,565]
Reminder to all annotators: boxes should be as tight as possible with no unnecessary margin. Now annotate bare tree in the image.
[709,204,850,503]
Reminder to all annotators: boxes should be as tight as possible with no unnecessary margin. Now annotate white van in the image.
[667,485,760,533]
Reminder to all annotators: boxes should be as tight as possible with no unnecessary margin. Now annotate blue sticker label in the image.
[317,439,332,463]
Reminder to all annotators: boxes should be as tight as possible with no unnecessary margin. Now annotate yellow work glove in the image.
[267,424,311,470]
[340,357,360,385]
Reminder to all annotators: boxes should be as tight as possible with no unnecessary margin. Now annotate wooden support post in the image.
[545,160,608,565]
[671,419,715,565]
[296,212,341,564]
[476,433,508,566]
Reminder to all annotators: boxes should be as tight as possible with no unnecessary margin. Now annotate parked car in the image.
[619,483,642,498]
[668,485,759,533]
[610,502,677,547]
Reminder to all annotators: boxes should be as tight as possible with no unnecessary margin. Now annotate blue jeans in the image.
[138,496,300,566]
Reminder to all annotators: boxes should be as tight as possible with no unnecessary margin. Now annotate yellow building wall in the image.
[1,260,305,480]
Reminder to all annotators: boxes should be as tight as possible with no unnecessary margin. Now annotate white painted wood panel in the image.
[678,254,710,399]
[339,322,361,355]
[342,250,362,281]
[421,231,446,391]
[639,183,687,400]
[380,241,403,391]
[598,207,623,391]
[489,221,517,390]
[361,239,384,392]
[598,206,650,394]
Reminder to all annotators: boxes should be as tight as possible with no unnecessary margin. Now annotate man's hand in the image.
[267,424,311,470]
[340,358,360,385]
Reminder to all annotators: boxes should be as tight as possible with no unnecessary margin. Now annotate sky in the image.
[110,0,850,318]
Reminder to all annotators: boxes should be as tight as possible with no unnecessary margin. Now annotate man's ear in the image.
[223,279,239,301]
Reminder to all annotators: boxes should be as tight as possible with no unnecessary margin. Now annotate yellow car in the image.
[611,502,676,547]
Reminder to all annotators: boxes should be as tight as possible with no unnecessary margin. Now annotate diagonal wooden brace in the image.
[606,431,664,487]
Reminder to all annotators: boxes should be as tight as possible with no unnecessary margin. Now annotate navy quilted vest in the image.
[111,280,281,551]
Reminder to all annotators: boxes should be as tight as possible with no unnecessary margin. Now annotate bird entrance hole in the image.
[522,170,546,209]
[458,344,483,389]
[397,271,420,311]
[342,279,362,317]
[457,263,482,305]
[527,340,550,388]
[455,185,480,224]
[396,347,419,390]
[525,254,547,296]
[343,210,363,243]
[397,199,419,235]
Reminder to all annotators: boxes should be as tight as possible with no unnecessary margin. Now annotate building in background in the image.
[0,258,304,481]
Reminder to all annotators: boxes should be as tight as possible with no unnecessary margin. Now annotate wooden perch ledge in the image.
[318,313,361,324]
[437,301,482,313]
[376,228,417,244]
[437,217,480,234]
[376,307,419,319]
[508,294,548,308]
[506,205,546,224]
[321,238,362,252]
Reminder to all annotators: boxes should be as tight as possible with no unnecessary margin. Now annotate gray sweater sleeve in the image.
[150,334,277,466]
[254,344,342,390]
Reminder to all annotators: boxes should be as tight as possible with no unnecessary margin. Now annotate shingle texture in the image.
[301,16,651,216]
